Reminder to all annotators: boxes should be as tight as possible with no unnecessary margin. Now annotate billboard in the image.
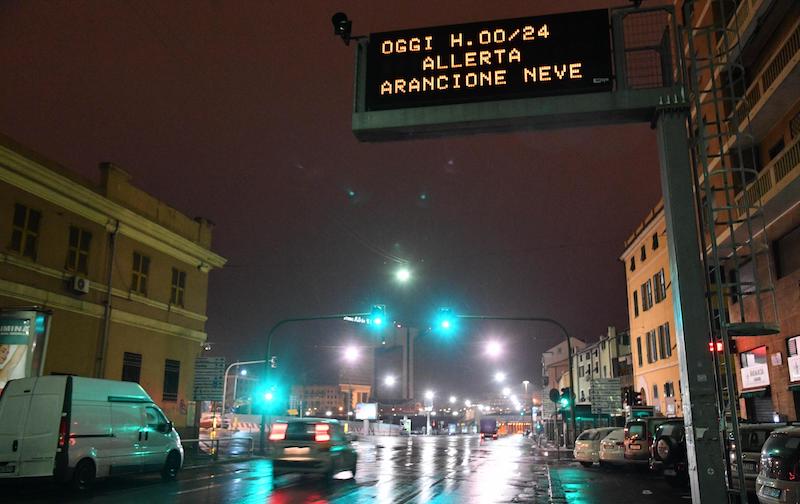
[0,308,51,390]
[365,9,612,111]
[355,402,378,420]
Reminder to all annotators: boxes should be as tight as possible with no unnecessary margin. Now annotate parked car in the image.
[624,416,671,466]
[269,418,357,482]
[729,423,781,495]
[574,427,617,467]
[599,428,626,466]
[650,419,688,487]
[0,375,183,490]
[757,425,800,504]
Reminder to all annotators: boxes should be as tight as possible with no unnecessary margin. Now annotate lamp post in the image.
[221,360,266,421]
[453,315,577,447]
[260,309,376,454]
[425,390,434,435]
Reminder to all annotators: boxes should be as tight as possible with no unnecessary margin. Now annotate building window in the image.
[162,359,180,402]
[66,226,92,275]
[664,382,674,397]
[767,138,785,160]
[654,269,667,303]
[642,280,654,311]
[10,203,41,260]
[646,332,653,363]
[579,366,585,377]
[658,325,667,359]
[630,257,636,271]
[603,365,607,378]
[121,352,142,383]
[653,384,659,399]
[170,268,186,307]
[774,225,800,279]
[131,252,150,296]
[652,233,659,250]
[637,337,643,367]
[663,323,672,357]
[640,245,647,261]
[633,291,639,317]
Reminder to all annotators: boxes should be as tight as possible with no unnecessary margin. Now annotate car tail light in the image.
[58,416,68,449]
[269,423,287,441]
[315,423,331,442]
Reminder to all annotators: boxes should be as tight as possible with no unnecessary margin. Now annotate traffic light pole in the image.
[259,312,371,454]
[456,315,576,448]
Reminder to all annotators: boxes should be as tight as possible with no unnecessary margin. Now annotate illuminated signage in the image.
[365,9,612,111]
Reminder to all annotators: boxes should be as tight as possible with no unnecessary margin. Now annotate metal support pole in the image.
[655,105,728,503]
[221,360,265,419]
[260,312,371,454]
[457,315,576,447]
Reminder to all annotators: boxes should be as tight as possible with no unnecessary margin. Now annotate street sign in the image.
[589,378,622,415]
[364,9,612,111]
[193,357,226,401]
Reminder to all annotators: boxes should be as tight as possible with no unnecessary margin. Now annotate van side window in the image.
[145,406,169,433]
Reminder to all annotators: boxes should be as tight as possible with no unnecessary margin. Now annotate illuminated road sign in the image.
[365,9,612,111]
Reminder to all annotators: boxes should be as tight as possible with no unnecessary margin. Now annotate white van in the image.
[0,375,183,489]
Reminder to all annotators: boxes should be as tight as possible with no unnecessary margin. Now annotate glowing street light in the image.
[240,368,248,376]
[494,371,506,383]
[486,340,502,358]
[425,390,435,400]
[343,345,359,363]
[464,399,472,408]
[449,395,457,404]
[384,375,396,387]
[395,267,411,283]
[502,387,511,397]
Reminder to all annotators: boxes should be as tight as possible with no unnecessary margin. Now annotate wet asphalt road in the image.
[5,435,690,503]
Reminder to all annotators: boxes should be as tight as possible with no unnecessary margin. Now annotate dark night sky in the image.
[0,1,662,396]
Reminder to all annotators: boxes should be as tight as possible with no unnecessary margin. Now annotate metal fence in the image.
[180,436,255,466]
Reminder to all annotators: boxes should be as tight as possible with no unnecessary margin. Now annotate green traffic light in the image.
[264,391,274,401]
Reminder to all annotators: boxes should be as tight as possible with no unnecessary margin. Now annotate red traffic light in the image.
[708,341,724,353]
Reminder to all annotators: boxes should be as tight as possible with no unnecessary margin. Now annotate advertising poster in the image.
[0,309,51,390]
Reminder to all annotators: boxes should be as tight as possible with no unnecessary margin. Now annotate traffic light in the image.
[633,390,643,406]
[435,308,456,335]
[708,338,738,354]
[370,304,386,327]
[559,388,572,409]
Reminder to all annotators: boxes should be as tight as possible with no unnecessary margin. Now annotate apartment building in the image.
[621,201,682,417]
[676,0,799,421]
[0,135,226,427]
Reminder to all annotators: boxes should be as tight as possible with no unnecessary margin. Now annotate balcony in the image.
[735,134,800,218]
[734,18,800,143]
[715,0,775,63]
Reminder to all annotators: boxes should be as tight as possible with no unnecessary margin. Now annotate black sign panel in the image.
[365,9,612,111]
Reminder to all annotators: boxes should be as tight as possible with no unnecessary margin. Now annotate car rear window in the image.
[577,431,594,441]
[605,429,624,440]
[763,433,800,456]
[739,430,770,452]
[657,422,684,438]
[285,421,317,441]
[627,423,645,438]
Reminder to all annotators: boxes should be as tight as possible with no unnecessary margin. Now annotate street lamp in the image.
[449,395,457,404]
[502,387,511,397]
[395,267,411,283]
[486,340,502,358]
[343,345,359,363]
[494,371,506,383]
[465,399,472,408]
[384,375,396,387]
[425,390,435,400]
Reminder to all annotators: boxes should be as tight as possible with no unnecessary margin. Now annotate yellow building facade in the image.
[0,135,226,427]
[621,201,682,417]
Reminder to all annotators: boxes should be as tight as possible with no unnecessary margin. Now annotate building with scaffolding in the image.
[677,0,798,423]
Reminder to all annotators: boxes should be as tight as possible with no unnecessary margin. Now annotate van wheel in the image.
[161,451,181,481]
[72,459,96,491]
